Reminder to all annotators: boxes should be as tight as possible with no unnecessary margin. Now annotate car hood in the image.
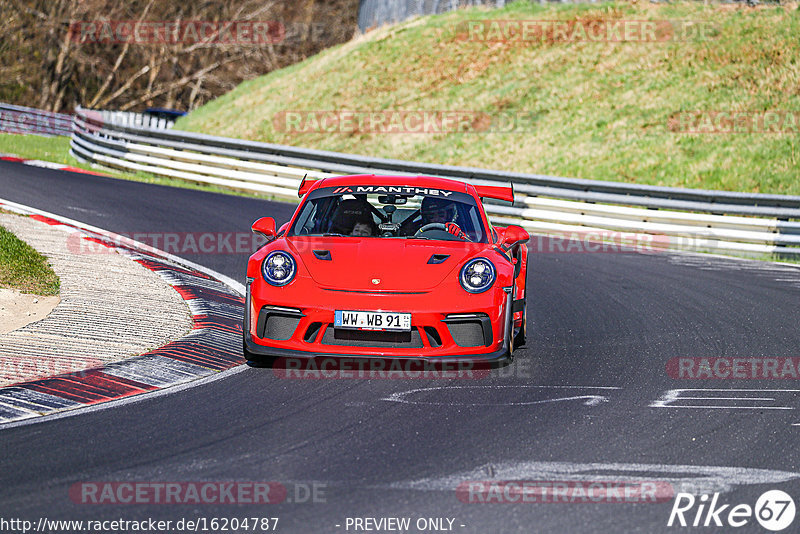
[286,237,486,291]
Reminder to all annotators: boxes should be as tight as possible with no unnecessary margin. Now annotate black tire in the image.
[513,303,527,348]
[503,308,514,362]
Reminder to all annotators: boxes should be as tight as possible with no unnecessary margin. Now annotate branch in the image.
[87,0,156,108]
[119,55,239,111]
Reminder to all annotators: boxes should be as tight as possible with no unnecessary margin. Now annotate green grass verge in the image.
[0,217,60,295]
[178,0,800,195]
[0,133,73,164]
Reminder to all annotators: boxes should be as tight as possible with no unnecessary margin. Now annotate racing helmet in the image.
[420,196,456,224]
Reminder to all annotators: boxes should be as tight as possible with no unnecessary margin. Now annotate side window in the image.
[460,203,485,242]
[293,201,317,235]
[486,218,498,243]
[318,197,341,233]
[293,197,337,235]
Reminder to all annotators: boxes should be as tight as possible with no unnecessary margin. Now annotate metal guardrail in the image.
[94,110,176,130]
[357,0,777,33]
[0,103,72,137]
[358,0,506,32]
[70,106,800,257]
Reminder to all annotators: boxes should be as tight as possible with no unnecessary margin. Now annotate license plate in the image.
[335,310,411,331]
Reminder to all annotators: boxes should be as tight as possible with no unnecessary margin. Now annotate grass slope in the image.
[178,1,800,195]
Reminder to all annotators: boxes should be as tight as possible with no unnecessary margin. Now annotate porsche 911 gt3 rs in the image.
[243,174,529,364]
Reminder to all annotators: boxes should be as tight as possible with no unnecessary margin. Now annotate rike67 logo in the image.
[668,490,795,531]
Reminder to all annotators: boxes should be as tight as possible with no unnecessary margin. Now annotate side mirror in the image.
[251,217,276,239]
[501,225,529,249]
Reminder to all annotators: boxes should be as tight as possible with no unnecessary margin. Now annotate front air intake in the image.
[443,314,492,347]
[257,307,303,341]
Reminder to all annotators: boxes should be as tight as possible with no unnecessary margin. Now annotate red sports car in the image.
[243,174,529,364]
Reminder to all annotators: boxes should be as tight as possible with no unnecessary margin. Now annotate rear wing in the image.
[474,183,514,203]
[299,177,513,202]
[298,176,320,198]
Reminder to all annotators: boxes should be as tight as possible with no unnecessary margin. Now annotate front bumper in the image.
[243,335,511,364]
[243,278,513,364]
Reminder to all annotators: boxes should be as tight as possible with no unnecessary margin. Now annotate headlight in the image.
[459,257,496,293]
[262,251,297,286]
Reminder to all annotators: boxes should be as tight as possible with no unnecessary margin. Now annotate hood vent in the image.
[427,254,450,265]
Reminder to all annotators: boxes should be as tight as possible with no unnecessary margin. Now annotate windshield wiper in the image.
[322,233,345,237]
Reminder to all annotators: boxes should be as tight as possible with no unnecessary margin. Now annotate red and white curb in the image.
[0,199,246,425]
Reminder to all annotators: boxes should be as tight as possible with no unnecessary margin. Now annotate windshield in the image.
[289,186,488,243]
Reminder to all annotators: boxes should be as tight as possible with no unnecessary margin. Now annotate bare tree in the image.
[0,0,358,112]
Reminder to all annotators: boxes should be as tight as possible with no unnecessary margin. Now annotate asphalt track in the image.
[2,159,800,533]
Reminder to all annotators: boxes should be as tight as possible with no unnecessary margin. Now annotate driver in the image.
[421,197,456,225]
[404,197,466,239]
